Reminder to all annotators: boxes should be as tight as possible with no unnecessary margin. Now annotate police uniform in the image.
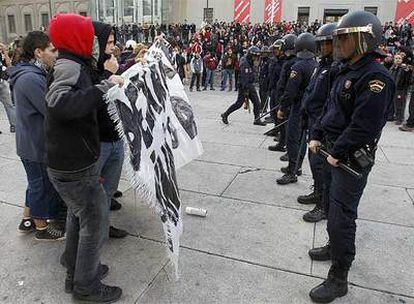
[222,55,262,122]
[267,55,284,113]
[259,57,270,111]
[278,57,318,180]
[299,57,340,221]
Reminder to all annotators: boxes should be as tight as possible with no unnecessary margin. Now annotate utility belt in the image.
[324,139,377,170]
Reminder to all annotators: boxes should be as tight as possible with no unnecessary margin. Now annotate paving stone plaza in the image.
[0,89,413,303]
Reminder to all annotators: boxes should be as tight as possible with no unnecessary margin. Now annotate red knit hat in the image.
[49,13,95,58]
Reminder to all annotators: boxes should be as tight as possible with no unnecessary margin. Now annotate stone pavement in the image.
[0,89,414,304]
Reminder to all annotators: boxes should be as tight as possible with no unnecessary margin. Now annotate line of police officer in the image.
[221,10,395,303]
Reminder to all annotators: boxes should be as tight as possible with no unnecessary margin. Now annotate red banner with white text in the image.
[395,0,414,25]
[264,0,282,23]
[234,0,251,24]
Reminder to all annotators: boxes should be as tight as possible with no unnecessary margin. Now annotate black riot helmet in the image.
[281,34,297,56]
[316,23,337,42]
[333,11,383,60]
[295,32,316,59]
[246,45,262,66]
[261,45,270,58]
[316,23,337,58]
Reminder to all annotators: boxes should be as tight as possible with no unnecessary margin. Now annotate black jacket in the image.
[46,52,114,171]
[92,21,120,143]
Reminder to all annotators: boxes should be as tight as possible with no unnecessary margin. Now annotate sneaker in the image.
[210,87,215,91]
[110,199,122,211]
[18,218,35,233]
[72,283,122,303]
[202,87,207,91]
[65,264,109,294]
[399,124,414,132]
[113,191,123,198]
[109,226,128,239]
[35,225,66,241]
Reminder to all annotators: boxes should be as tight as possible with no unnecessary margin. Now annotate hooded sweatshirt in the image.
[92,21,120,143]
[46,14,115,171]
[9,63,48,163]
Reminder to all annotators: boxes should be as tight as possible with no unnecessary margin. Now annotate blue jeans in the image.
[221,69,233,90]
[0,81,16,128]
[21,159,60,219]
[204,69,214,89]
[48,163,108,294]
[96,140,124,208]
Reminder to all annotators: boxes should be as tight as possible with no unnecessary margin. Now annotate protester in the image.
[0,42,16,134]
[92,20,128,239]
[203,51,218,90]
[46,13,124,303]
[189,52,203,91]
[10,31,66,240]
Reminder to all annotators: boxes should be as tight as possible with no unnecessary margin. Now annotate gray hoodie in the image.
[9,63,48,163]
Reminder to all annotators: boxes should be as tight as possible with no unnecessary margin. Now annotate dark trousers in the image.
[286,103,306,171]
[190,72,201,89]
[224,86,261,119]
[308,117,324,193]
[48,163,108,294]
[394,90,408,122]
[324,161,372,270]
[234,70,240,90]
[406,91,414,127]
[259,85,268,112]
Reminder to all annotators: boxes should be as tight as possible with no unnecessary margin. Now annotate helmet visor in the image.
[333,32,367,61]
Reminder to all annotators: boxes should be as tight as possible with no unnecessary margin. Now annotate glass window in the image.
[324,9,348,23]
[143,0,151,16]
[7,15,16,33]
[364,7,378,16]
[24,14,33,32]
[297,7,310,25]
[154,0,158,16]
[79,11,87,17]
[124,0,134,16]
[41,13,49,27]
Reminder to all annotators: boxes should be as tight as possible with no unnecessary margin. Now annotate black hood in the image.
[92,21,116,72]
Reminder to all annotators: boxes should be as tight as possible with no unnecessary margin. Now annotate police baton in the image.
[319,149,362,179]
[255,104,280,121]
[263,120,287,136]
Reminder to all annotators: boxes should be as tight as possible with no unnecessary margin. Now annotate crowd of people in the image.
[0,11,413,304]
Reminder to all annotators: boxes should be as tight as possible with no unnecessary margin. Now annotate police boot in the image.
[308,242,331,261]
[280,153,289,162]
[309,264,348,303]
[303,203,326,223]
[254,119,266,126]
[280,165,302,176]
[221,113,229,125]
[297,189,321,205]
[276,171,298,185]
[268,144,286,152]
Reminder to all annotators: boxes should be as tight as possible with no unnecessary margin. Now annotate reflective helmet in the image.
[333,11,382,55]
[247,46,261,56]
[295,32,316,59]
[281,34,297,56]
[316,23,337,42]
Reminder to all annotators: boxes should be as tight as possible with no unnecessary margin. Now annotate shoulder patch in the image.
[290,70,298,79]
[369,80,385,93]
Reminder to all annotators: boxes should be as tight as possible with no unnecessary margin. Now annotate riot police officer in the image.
[267,35,297,153]
[276,33,318,185]
[221,46,266,125]
[265,40,285,125]
[308,11,395,303]
[259,46,271,112]
[298,23,339,223]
